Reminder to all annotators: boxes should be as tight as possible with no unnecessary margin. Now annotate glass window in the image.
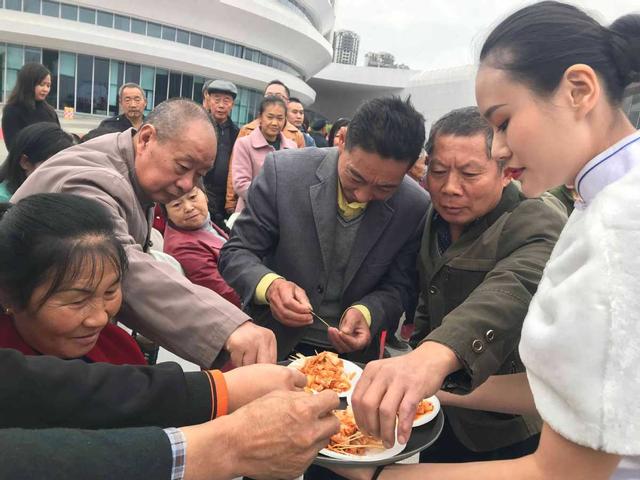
[76,54,93,113]
[168,72,181,98]
[24,47,41,64]
[79,7,95,24]
[114,14,130,32]
[147,22,161,38]
[224,42,235,56]
[0,45,5,103]
[131,18,146,35]
[108,59,124,115]
[161,25,176,41]
[125,63,140,84]
[176,29,189,45]
[97,10,113,28]
[154,68,168,106]
[60,3,77,20]
[6,0,22,10]
[22,0,39,13]
[202,36,214,50]
[189,33,202,48]
[92,57,109,115]
[181,74,193,98]
[58,51,75,109]
[42,0,59,16]
[6,45,24,97]
[140,65,154,113]
[42,48,59,109]
[214,39,224,54]
[193,76,204,104]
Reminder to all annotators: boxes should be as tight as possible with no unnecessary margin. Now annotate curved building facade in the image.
[0,0,335,124]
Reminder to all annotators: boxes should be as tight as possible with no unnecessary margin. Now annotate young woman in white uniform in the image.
[333,2,640,479]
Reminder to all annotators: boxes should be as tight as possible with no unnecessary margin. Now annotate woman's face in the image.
[34,74,51,101]
[165,186,209,230]
[259,104,287,142]
[10,258,123,359]
[475,65,591,197]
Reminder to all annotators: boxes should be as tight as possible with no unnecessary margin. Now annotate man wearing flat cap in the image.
[202,79,240,226]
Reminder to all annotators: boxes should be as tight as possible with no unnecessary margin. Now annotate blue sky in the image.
[334,0,640,71]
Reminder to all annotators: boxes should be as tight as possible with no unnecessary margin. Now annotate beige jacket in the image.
[12,129,249,367]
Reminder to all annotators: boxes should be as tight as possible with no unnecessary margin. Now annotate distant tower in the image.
[333,30,360,65]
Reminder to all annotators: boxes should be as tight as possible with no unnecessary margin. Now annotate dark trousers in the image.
[420,416,540,463]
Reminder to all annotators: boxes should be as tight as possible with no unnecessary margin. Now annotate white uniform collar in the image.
[574,130,640,209]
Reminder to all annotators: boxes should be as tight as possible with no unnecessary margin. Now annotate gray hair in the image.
[426,106,496,165]
[142,98,212,143]
[118,82,145,100]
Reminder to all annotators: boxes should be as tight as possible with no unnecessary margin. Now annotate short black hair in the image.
[480,1,640,104]
[265,79,290,98]
[426,107,493,160]
[259,96,287,116]
[346,96,425,165]
[0,122,74,195]
[0,193,128,311]
[328,117,350,147]
[288,97,303,106]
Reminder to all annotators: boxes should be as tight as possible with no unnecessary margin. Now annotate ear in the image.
[500,165,512,187]
[561,64,600,119]
[18,155,34,175]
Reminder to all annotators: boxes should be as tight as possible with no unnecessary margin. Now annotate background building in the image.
[332,29,359,65]
[365,51,394,68]
[0,0,336,126]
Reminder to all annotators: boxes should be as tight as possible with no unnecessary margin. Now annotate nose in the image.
[83,302,110,329]
[175,175,194,195]
[352,188,374,203]
[491,132,512,165]
[441,172,463,196]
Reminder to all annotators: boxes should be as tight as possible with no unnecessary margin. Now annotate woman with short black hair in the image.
[2,63,60,149]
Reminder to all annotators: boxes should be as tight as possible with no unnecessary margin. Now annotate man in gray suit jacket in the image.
[219,97,430,360]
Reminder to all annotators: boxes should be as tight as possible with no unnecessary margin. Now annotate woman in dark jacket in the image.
[2,63,60,149]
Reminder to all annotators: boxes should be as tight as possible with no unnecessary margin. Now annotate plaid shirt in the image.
[164,427,187,480]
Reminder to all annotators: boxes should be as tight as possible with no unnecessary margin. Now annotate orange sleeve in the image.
[205,369,229,419]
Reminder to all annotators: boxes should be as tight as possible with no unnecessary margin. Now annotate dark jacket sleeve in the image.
[356,210,427,338]
[0,348,212,429]
[219,153,282,307]
[0,427,172,479]
[1,104,25,150]
[425,200,566,392]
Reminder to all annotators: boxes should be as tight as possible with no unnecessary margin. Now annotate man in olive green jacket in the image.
[351,107,567,461]
[412,107,566,461]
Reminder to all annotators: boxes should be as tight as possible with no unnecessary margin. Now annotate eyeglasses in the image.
[210,96,233,106]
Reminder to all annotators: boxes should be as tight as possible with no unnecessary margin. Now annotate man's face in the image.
[338,147,409,203]
[264,84,289,103]
[120,87,147,121]
[208,93,234,123]
[426,133,510,229]
[134,120,217,204]
[287,101,304,129]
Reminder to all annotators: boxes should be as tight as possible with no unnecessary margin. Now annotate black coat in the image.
[2,101,60,149]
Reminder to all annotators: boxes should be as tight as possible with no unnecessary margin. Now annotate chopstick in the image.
[310,310,332,329]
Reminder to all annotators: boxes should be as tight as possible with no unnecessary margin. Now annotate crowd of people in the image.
[0,1,639,479]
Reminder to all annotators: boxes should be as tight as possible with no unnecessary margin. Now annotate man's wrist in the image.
[415,340,462,379]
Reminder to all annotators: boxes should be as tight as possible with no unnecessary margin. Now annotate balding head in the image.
[133,99,217,203]
[142,98,214,143]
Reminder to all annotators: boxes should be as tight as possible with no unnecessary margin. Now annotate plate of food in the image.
[288,351,363,397]
[413,396,440,427]
[320,407,406,462]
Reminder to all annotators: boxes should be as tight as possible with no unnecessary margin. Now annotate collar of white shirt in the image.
[574,129,640,209]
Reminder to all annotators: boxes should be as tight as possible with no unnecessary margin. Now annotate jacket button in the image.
[316,285,324,294]
[485,330,495,342]
[428,286,439,295]
[472,339,484,353]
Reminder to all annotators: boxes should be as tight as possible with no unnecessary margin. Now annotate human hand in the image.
[351,341,461,447]
[224,321,277,367]
[223,364,307,412]
[327,308,372,353]
[266,278,313,327]
[227,390,340,479]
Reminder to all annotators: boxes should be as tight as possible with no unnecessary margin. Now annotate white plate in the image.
[412,396,441,427]
[319,427,406,463]
[288,356,363,398]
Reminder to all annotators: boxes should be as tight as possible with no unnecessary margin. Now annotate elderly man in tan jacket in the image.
[12,99,276,368]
